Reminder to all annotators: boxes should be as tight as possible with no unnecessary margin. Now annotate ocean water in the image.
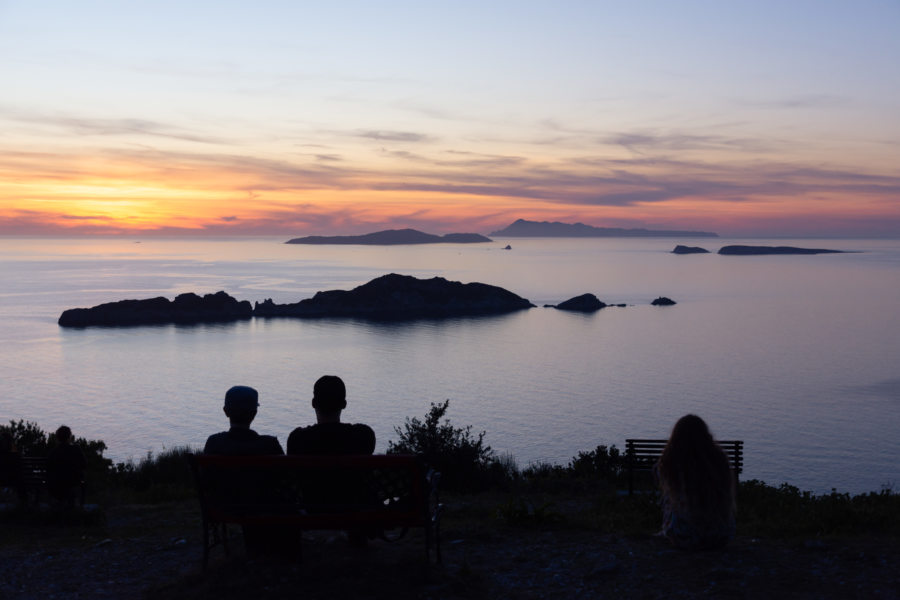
[1,236,898,494]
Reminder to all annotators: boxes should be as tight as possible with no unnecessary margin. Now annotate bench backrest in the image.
[625,439,743,473]
[19,456,48,489]
[625,438,743,494]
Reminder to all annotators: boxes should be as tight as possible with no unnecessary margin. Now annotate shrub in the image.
[111,446,197,502]
[567,444,626,483]
[387,400,497,491]
[737,479,900,537]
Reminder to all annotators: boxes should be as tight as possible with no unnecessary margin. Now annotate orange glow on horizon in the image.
[2,147,899,237]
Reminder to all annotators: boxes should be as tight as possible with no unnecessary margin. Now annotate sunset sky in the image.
[1,1,898,237]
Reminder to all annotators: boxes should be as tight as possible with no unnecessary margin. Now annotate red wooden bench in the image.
[187,453,441,569]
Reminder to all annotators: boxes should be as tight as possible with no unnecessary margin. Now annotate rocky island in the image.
[254,273,535,319]
[672,245,710,254]
[58,292,253,327]
[491,218,717,238]
[718,245,846,255]
[547,293,607,312]
[286,229,491,245]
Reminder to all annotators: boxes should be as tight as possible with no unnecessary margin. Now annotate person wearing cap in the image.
[203,385,286,556]
[204,385,284,455]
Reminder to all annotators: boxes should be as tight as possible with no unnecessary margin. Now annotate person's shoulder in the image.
[348,423,374,434]
[289,424,316,435]
[287,425,316,442]
[203,431,230,453]
[259,434,285,455]
[347,423,376,452]
[350,423,374,435]
[286,425,317,453]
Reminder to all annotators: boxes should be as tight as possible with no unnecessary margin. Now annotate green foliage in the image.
[567,444,626,482]
[737,479,900,537]
[516,445,626,494]
[387,400,496,491]
[111,446,197,502]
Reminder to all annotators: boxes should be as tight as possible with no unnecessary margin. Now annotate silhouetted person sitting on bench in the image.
[0,431,24,503]
[288,375,376,545]
[47,425,86,508]
[656,414,736,550]
[287,375,375,456]
[203,386,286,556]
[204,385,284,456]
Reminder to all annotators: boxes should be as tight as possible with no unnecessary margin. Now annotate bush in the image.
[111,446,197,502]
[387,400,497,491]
[737,479,900,537]
[567,444,626,483]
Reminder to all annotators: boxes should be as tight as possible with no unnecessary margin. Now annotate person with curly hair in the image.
[656,414,736,550]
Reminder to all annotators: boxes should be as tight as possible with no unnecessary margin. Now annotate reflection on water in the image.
[0,237,899,494]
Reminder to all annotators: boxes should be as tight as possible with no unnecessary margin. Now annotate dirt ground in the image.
[0,501,898,599]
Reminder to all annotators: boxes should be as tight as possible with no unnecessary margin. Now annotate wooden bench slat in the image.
[624,438,744,496]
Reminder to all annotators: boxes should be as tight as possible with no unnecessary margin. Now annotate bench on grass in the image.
[187,453,442,569]
[625,439,743,495]
[0,456,86,507]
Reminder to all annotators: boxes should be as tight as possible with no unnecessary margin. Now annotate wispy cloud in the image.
[353,130,435,143]
[604,130,769,154]
[0,106,228,145]
[735,94,851,110]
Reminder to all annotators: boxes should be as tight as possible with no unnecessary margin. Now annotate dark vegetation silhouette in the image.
[387,400,497,491]
[1,416,898,539]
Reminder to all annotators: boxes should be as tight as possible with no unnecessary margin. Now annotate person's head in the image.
[223,385,259,427]
[658,414,734,513]
[312,375,346,421]
[55,425,73,445]
[668,414,715,451]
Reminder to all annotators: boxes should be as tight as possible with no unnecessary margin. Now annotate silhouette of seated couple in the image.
[203,375,375,457]
[202,375,377,552]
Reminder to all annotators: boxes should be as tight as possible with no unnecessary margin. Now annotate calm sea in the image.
[1,236,898,494]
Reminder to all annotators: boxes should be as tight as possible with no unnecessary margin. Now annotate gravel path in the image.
[1,502,898,599]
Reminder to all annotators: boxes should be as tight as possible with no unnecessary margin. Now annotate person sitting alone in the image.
[655,414,736,550]
[0,430,23,503]
[47,425,86,508]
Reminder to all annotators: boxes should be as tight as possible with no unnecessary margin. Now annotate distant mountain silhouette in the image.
[285,228,492,245]
[491,219,718,238]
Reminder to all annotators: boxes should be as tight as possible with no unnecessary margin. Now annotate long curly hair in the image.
[657,414,735,519]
